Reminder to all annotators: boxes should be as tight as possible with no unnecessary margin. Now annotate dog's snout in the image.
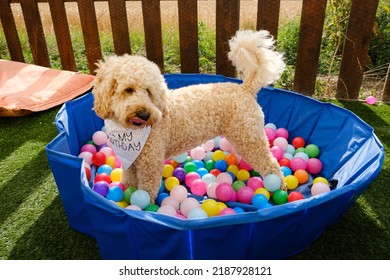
[136,110,150,121]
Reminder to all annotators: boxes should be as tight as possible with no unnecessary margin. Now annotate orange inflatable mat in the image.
[0,59,94,117]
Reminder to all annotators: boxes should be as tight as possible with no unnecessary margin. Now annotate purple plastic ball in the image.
[172,167,186,182]
[93,181,109,197]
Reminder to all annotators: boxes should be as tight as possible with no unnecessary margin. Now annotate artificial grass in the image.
[0,98,388,260]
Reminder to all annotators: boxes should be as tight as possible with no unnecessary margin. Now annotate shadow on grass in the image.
[8,195,100,260]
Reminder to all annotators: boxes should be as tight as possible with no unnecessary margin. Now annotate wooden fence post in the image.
[336,0,379,99]
[257,0,281,39]
[382,64,390,102]
[293,0,327,96]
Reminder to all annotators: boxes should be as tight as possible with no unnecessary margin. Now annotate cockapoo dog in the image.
[93,30,286,203]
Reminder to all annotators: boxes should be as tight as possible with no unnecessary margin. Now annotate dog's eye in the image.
[125,87,134,94]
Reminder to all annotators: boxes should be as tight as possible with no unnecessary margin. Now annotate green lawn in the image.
[0,98,389,260]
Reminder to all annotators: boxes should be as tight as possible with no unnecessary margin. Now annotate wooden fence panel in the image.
[336,0,380,99]
[178,0,199,73]
[20,0,50,67]
[216,0,240,77]
[77,0,102,74]
[108,0,131,56]
[142,0,164,72]
[0,0,24,62]
[257,0,280,39]
[48,0,76,71]
[293,0,327,96]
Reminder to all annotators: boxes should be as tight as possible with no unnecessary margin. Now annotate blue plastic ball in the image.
[156,192,169,206]
[106,186,123,202]
[281,166,292,177]
[252,194,269,208]
[197,167,209,178]
[263,174,282,192]
[130,190,150,209]
[97,164,113,175]
[214,159,228,172]
[233,207,245,214]
[192,160,205,169]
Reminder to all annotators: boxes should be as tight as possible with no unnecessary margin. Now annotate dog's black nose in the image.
[136,110,150,121]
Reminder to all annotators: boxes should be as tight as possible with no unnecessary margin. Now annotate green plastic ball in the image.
[145,204,159,212]
[305,144,320,158]
[123,186,137,204]
[184,162,197,173]
[232,180,246,192]
[273,189,288,205]
[204,160,215,171]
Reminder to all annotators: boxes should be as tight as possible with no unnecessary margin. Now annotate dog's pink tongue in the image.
[129,117,147,126]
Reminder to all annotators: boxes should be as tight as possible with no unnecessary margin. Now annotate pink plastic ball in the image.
[273,137,289,151]
[238,159,252,171]
[366,96,377,105]
[125,205,142,211]
[306,158,323,174]
[99,146,114,157]
[264,127,276,141]
[78,151,93,165]
[275,128,289,139]
[170,185,188,202]
[311,182,330,196]
[215,183,234,202]
[207,182,218,199]
[237,187,254,204]
[219,138,233,152]
[190,179,207,196]
[290,157,307,172]
[161,196,180,210]
[229,190,237,202]
[184,172,200,187]
[270,146,284,161]
[216,172,233,185]
[80,144,97,154]
[190,146,206,160]
[219,208,236,215]
[247,177,264,191]
[92,131,108,146]
[157,205,177,216]
[180,197,200,217]
[201,139,215,152]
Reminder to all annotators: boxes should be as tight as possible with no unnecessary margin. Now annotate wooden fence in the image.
[0,0,389,101]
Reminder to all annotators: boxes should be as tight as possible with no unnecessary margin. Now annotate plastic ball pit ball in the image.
[215,183,234,202]
[161,196,180,210]
[92,152,106,167]
[184,172,200,187]
[292,137,305,149]
[251,194,269,208]
[190,146,206,160]
[145,204,159,212]
[170,185,188,202]
[294,169,309,184]
[81,143,97,154]
[201,199,219,217]
[164,176,180,191]
[311,182,331,196]
[263,174,281,192]
[162,164,174,178]
[237,187,254,204]
[106,186,123,202]
[187,208,208,219]
[94,173,111,184]
[184,162,197,174]
[93,181,109,197]
[157,205,177,216]
[290,157,307,172]
[172,167,186,182]
[254,188,270,200]
[110,168,122,182]
[190,179,207,196]
[123,187,137,204]
[92,131,108,146]
[180,197,200,217]
[313,177,328,185]
[285,175,299,190]
[288,191,304,202]
[130,190,150,209]
[219,208,236,215]
[365,95,377,105]
[273,190,288,205]
[247,176,263,191]
[306,158,323,174]
[305,144,320,158]
[236,169,250,181]
[156,192,169,206]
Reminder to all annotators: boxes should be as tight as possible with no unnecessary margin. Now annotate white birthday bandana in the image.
[104,119,151,170]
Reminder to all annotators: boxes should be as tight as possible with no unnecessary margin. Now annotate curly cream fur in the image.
[93,30,286,203]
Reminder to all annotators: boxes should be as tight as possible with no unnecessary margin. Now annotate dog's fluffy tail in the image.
[228,30,285,95]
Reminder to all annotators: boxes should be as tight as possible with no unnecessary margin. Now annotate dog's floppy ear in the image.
[92,59,116,119]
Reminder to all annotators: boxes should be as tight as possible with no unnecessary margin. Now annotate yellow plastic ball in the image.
[116,200,128,208]
[285,175,299,190]
[254,188,270,200]
[162,164,174,178]
[217,202,227,213]
[110,168,123,182]
[313,177,328,185]
[201,199,219,217]
[165,176,180,191]
[227,165,239,176]
[106,156,116,168]
[236,169,250,181]
[212,150,225,161]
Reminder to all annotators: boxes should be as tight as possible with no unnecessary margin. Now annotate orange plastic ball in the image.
[294,169,309,184]
[225,154,237,166]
